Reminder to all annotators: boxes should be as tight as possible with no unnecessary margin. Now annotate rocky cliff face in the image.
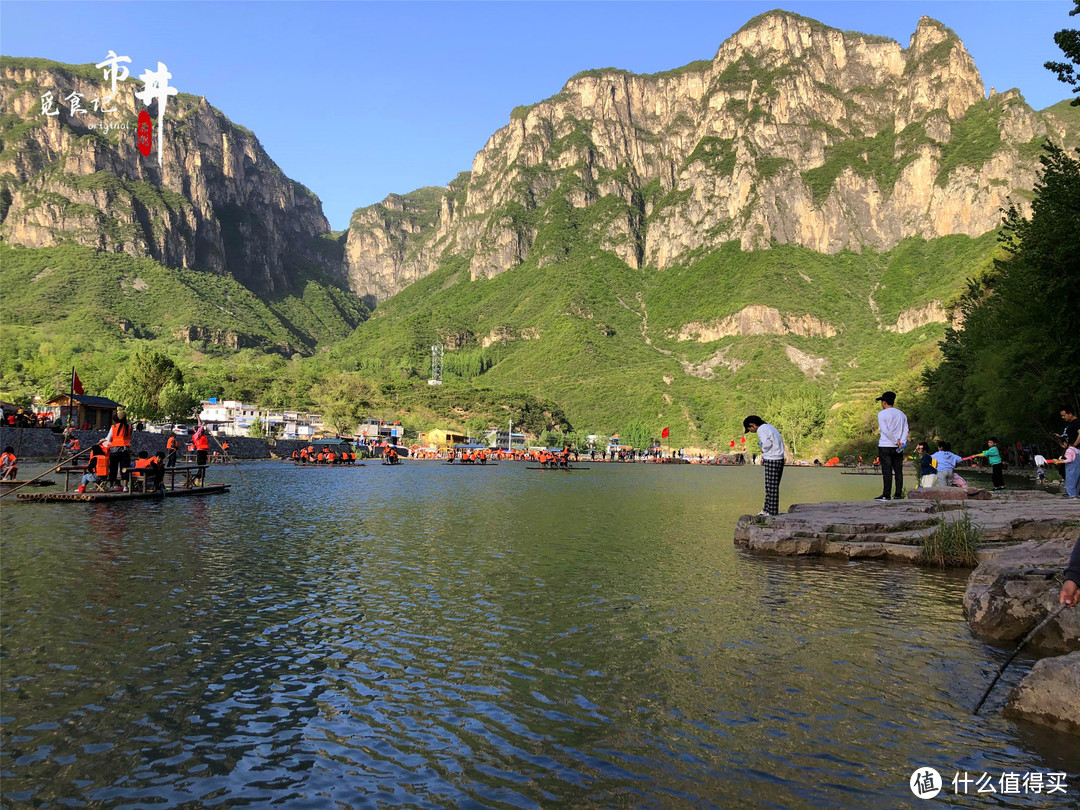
[0,57,341,295]
[345,12,1075,300]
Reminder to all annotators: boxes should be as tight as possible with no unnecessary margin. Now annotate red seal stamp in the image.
[137,109,152,157]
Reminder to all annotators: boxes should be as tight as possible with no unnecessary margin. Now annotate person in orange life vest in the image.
[165,434,179,468]
[191,422,210,484]
[327,449,337,464]
[1,446,18,481]
[221,441,230,460]
[291,449,300,461]
[299,447,309,462]
[133,451,166,492]
[107,409,133,489]
[133,451,154,489]
[78,440,110,492]
[64,436,81,458]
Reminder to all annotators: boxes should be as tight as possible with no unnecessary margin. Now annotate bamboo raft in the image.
[286,462,367,467]
[525,466,589,471]
[444,462,498,466]
[18,484,231,502]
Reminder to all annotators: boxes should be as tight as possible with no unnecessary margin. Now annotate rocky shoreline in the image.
[734,491,1080,563]
[734,492,1080,735]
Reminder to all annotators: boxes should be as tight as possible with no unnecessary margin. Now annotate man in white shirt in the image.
[875,391,909,501]
[744,415,786,516]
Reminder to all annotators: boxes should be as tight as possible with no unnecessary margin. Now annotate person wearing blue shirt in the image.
[931,441,964,487]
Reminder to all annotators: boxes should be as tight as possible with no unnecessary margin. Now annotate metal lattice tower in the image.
[428,344,444,386]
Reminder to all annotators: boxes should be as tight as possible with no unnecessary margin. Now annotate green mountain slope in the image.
[0,243,367,401]
[326,230,1000,452]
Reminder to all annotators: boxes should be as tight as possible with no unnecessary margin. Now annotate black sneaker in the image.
[873,495,891,501]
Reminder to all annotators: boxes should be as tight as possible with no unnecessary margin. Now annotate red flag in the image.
[730,440,735,448]
[72,370,85,396]
[661,427,669,439]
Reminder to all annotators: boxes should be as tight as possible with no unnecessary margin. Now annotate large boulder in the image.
[963,538,1080,653]
[1004,652,1080,735]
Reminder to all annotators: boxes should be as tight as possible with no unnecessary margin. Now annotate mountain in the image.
[1,56,343,297]
[2,11,1077,450]
[343,12,1077,302]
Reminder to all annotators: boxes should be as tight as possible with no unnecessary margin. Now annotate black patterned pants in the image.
[763,458,785,515]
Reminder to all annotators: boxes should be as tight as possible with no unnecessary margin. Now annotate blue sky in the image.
[2,1,1074,230]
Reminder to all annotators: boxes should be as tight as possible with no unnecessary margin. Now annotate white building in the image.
[199,400,324,438]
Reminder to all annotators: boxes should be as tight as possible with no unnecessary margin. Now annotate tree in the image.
[1045,0,1080,105]
[108,350,185,421]
[919,143,1080,444]
[766,386,828,459]
[159,381,198,422]
[621,419,653,451]
[312,373,374,435]
[248,417,265,438]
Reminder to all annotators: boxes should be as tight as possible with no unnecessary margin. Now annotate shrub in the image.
[919,511,981,567]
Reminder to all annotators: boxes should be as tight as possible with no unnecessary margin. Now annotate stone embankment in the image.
[733,492,1080,563]
[0,427,329,461]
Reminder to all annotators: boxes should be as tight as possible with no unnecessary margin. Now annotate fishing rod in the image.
[972,602,1072,715]
[204,427,255,496]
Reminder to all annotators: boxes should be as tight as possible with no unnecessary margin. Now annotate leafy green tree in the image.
[108,350,185,420]
[312,373,374,435]
[766,386,828,459]
[248,417,265,438]
[464,416,489,442]
[159,381,198,422]
[622,419,654,451]
[1045,1,1080,105]
[919,143,1080,444]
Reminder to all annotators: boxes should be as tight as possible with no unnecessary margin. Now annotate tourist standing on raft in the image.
[107,409,132,490]
[743,415,785,517]
[165,433,178,468]
[191,421,210,485]
[874,391,909,501]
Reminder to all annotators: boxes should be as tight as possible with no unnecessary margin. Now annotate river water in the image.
[2,461,1078,807]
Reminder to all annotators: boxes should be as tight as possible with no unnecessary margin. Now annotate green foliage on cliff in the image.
[934,99,1004,186]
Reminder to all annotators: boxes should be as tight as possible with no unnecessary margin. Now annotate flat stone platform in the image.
[734,493,1080,564]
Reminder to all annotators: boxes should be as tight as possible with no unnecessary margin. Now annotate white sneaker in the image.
[757,510,771,517]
